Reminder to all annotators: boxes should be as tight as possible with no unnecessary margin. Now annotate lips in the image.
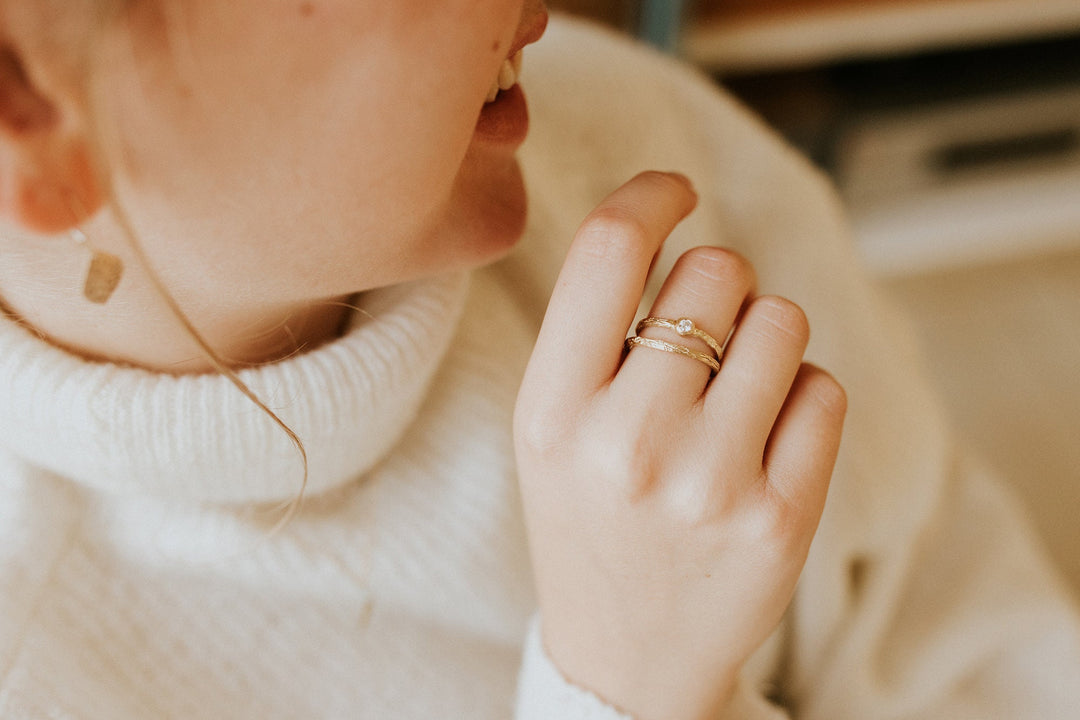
[474,84,528,145]
[473,8,548,145]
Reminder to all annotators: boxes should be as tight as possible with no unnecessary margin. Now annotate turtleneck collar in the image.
[0,272,470,504]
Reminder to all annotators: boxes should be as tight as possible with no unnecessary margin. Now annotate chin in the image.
[354,153,529,293]
[445,151,529,270]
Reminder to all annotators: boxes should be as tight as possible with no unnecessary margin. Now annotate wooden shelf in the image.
[684,0,1080,73]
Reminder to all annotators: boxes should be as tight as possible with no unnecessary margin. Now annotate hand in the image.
[514,172,847,720]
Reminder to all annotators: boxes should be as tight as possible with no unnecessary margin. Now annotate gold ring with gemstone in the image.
[636,316,724,359]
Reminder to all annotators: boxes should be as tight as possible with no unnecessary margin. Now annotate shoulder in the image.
[529,14,737,119]
[516,14,849,305]
[522,14,844,259]
[526,14,823,185]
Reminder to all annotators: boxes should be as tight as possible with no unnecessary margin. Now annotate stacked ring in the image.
[625,316,724,375]
[636,317,724,358]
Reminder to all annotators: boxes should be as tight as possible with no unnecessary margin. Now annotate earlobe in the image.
[0,142,104,234]
[0,45,104,234]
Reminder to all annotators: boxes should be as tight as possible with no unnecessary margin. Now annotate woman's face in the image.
[98,0,548,308]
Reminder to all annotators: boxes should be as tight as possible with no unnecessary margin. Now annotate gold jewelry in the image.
[636,316,724,359]
[625,336,720,374]
[71,227,123,304]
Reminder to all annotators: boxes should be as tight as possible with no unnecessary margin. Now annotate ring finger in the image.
[615,246,756,407]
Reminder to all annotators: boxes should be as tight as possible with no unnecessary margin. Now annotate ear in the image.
[0,44,104,235]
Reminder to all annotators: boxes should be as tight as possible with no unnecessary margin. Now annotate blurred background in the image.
[549,0,1080,596]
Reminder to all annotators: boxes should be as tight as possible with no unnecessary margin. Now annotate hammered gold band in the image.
[636,317,724,359]
[625,336,721,374]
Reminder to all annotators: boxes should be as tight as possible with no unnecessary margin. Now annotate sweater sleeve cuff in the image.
[514,616,790,720]
[515,616,633,720]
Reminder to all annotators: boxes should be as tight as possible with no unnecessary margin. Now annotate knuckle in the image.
[663,479,736,529]
[753,494,811,552]
[576,206,654,264]
[676,246,755,290]
[514,403,573,456]
[586,425,657,498]
[749,296,810,345]
[804,366,848,418]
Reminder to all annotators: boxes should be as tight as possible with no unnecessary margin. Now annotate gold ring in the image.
[636,317,724,359]
[625,336,720,374]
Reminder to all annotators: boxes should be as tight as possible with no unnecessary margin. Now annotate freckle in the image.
[491,39,502,53]
[299,2,315,17]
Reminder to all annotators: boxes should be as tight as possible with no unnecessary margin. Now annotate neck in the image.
[0,233,351,374]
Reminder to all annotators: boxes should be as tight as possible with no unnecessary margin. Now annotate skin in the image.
[0,3,846,718]
[0,0,545,369]
[516,172,846,719]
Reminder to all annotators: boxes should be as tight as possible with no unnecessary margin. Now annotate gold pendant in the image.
[84,250,124,304]
[72,227,124,304]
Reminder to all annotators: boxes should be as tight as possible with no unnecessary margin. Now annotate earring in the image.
[71,227,124,304]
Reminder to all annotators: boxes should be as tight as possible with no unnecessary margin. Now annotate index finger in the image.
[524,171,698,403]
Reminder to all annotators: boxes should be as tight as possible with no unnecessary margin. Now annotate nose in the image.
[517,0,549,49]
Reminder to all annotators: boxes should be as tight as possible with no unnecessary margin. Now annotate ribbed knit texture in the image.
[0,274,469,504]
[2,14,1079,720]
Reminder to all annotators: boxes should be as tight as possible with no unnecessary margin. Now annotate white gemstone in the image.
[676,318,694,335]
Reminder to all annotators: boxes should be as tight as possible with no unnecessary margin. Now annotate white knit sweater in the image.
[2,16,1079,720]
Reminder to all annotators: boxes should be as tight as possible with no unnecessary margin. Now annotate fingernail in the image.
[667,171,697,197]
